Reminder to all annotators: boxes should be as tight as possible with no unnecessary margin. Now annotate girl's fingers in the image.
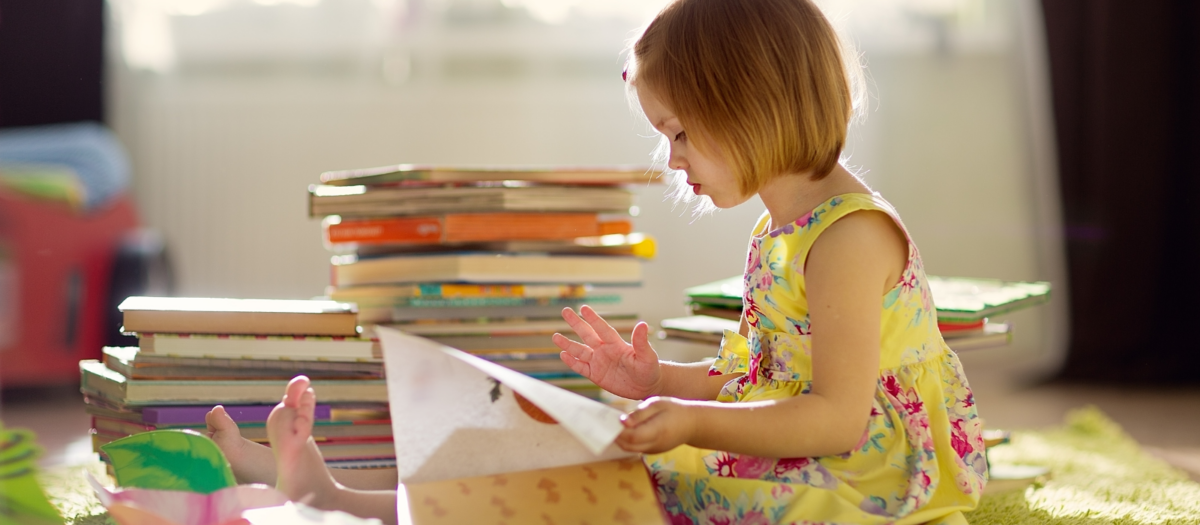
[561,308,604,347]
[559,351,590,377]
[579,305,626,345]
[552,333,593,361]
[621,398,664,428]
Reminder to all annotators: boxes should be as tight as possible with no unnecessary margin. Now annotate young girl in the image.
[553,1,987,523]
[208,0,987,522]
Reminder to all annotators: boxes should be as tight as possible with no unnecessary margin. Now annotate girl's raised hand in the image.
[553,305,663,400]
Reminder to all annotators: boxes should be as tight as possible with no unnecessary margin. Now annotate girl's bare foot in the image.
[205,405,277,485]
[266,376,340,509]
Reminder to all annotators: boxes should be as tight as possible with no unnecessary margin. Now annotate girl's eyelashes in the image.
[673,130,687,142]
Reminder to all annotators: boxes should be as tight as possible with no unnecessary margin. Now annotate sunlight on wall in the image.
[106,0,1064,369]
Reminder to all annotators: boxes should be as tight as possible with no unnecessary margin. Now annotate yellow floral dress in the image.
[644,193,987,525]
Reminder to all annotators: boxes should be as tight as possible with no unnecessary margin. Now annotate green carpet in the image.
[967,406,1200,525]
[34,407,1200,525]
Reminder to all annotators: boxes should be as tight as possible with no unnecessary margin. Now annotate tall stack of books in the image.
[309,165,658,399]
[81,297,395,469]
[660,275,1051,352]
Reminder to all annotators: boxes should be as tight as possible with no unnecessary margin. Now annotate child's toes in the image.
[206,405,237,435]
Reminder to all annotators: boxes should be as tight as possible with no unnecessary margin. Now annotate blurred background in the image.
[103,0,1061,368]
[1,0,1197,474]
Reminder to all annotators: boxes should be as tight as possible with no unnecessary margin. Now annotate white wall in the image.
[108,0,1064,369]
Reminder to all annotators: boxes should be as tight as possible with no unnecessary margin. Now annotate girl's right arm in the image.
[553,306,736,401]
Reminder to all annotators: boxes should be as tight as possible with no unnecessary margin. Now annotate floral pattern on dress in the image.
[645,193,986,524]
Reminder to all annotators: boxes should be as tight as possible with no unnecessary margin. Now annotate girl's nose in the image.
[667,145,688,171]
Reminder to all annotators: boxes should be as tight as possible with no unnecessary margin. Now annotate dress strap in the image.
[779,193,912,271]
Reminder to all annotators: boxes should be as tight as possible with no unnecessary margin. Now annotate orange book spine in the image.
[328,213,616,245]
[326,216,445,245]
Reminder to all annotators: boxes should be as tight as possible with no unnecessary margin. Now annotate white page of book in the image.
[377,327,632,484]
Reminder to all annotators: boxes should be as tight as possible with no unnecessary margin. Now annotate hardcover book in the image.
[684,275,1052,323]
[317,164,660,186]
[118,297,359,337]
[331,253,642,287]
[79,360,387,406]
[137,333,380,362]
[308,185,635,218]
[103,346,384,381]
[323,213,631,247]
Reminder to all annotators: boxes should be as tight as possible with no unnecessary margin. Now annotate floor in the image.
[2,347,1199,482]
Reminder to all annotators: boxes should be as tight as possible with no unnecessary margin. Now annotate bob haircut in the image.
[628,0,855,195]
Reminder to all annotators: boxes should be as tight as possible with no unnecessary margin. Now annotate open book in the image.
[377,327,634,484]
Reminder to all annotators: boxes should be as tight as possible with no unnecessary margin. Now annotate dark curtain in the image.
[0,0,105,127]
[1042,1,1200,383]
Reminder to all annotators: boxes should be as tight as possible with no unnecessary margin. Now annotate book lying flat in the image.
[323,213,631,247]
[354,232,658,260]
[102,347,384,381]
[137,333,381,362]
[358,300,626,324]
[424,333,562,353]
[685,275,1052,323]
[317,165,659,186]
[92,416,392,442]
[375,314,640,337]
[329,283,589,303]
[658,315,740,345]
[119,297,359,337]
[91,432,394,461]
[331,253,642,286]
[80,360,387,406]
[308,185,635,218]
[926,276,1052,323]
[944,322,1012,352]
[350,294,618,310]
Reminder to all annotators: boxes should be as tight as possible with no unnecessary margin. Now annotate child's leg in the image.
[206,406,398,490]
[267,376,399,524]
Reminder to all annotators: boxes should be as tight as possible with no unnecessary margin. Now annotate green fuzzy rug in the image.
[35,407,1200,525]
[966,406,1200,525]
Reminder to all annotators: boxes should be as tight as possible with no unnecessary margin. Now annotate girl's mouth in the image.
[690,183,701,195]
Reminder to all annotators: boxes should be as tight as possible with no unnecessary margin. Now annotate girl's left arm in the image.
[617,210,907,458]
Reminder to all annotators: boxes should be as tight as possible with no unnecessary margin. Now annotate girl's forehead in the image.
[635,85,677,129]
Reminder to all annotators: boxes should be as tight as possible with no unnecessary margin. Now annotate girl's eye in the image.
[674,131,687,142]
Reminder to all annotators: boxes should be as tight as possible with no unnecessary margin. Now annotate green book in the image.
[684,275,1051,323]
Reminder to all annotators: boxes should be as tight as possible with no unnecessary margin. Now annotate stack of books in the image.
[309,165,658,399]
[81,297,394,470]
[661,275,1051,352]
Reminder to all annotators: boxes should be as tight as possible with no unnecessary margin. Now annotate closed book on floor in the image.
[103,347,384,381]
[318,165,658,186]
[79,360,387,405]
[137,333,380,362]
[332,253,642,286]
[685,275,1052,323]
[323,213,630,247]
[355,232,657,259]
[118,297,359,337]
[329,283,588,303]
[926,276,1052,323]
[658,315,740,345]
[375,315,640,337]
[308,185,635,218]
[91,416,392,443]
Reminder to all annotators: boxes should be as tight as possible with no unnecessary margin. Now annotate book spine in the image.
[143,404,333,424]
[326,216,445,246]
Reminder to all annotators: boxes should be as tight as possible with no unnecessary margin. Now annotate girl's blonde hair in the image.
[627,0,860,201]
